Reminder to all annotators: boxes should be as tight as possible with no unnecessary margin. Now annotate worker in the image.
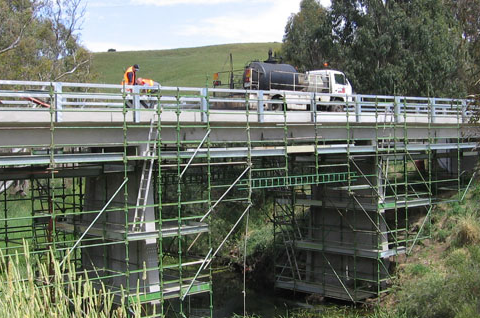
[137,77,160,92]
[122,64,140,86]
[121,64,139,108]
[136,77,160,108]
[137,77,156,87]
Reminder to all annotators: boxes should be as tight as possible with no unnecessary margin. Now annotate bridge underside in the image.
[0,81,478,315]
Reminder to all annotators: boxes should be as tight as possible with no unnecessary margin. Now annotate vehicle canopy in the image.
[306,69,352,95]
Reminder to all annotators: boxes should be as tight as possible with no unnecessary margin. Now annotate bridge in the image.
[0,79,478,316]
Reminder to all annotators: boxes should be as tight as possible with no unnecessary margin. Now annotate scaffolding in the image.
[0,80,477,315]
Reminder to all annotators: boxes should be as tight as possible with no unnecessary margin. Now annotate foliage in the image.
[0,0,35,56]
[282,0,471,97]
[451,0,480,94]
[282,0,334,72]
[273,306,405,318]
[339,0,466,97]
[401,263,431,277]
[0,0,93,82]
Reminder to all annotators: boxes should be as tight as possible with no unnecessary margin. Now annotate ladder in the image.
[31,180,58,258]
[132,118,159,232]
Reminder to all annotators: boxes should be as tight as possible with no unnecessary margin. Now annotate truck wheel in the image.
[271,96,286,111]
[329,104,344,112]
[316,104,328,111]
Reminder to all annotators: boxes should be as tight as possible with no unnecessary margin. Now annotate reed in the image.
[0,241,140,317]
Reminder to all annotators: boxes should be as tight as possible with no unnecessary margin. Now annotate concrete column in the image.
[303,155,390,300]
[81,166,160,295]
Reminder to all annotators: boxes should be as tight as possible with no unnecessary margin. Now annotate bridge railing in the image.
[0,80,475,124]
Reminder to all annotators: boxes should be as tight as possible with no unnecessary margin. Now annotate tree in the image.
[449,0,480,93]
[0,0,92,82]
[282,0,468,97]
[0,0,36,55]
[282,0,335,72]
[332,0,467,97]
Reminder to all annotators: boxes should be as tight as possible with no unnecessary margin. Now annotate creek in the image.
[212,270,311,318]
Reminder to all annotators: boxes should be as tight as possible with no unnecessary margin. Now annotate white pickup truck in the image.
[242,61,353,111]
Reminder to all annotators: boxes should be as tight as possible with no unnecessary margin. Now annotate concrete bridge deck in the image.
[0,80,475,151]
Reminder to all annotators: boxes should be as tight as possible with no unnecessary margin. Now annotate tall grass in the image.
[392,245,480,318]
[451,212,480,247]
[0,242,140,317]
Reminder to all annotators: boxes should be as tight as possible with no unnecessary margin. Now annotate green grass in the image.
[91,42,282,87]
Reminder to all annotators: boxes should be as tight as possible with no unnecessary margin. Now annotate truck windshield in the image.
[334,74,346,85]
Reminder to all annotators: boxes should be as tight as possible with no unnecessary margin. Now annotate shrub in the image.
[402,263,430,277]
[450,212,480,247]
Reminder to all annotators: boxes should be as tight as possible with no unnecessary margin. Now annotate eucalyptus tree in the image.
[332,0,467,97]
[450,0,480,93]
[283,0,468,97]
[0,0,92,82]
[282,0,336,72]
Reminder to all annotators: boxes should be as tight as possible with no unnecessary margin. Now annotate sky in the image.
[80,0,330,52]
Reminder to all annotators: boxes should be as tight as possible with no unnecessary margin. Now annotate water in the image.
[212,270,306,318]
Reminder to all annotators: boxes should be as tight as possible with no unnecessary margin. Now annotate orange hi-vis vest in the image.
[140,78,154,86]
[122,66,136,86]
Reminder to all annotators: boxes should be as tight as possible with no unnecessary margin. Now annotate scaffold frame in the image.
[0,79,477,315]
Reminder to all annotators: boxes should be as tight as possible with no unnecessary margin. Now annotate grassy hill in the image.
[91,42,282,87]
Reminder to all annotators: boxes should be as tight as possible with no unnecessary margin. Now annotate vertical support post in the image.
[430,98,436,124]
[133,85,140,123]
[310,93,316,123]
[175,87,184,313]
[257,90,264,123]
[54,82,63,123]
[355,95,361,123]
[155,88,165,315]
[201,88,208,123]
[394,96,401,123]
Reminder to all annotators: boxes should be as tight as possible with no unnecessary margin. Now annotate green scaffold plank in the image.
[239,172,357,189]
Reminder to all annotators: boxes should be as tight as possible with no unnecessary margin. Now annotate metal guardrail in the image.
[0,79,474,124]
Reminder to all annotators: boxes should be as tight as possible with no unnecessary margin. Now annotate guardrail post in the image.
[430,98,436,124]
[133,86,140,123]
[54,82,63,122]
[462,99,467,123]
[355,95,361,123]
[394,96,401,123]
[201,88,208,123]
[258,91,264,123]
[311,93,316,123]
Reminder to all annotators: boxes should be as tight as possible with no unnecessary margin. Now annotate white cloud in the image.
[176,0,301,43]
[130,0,332,7]
[87,0,128,8]
[132,0,237,5]
[82,0,332,51]
[130,0,287,6]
